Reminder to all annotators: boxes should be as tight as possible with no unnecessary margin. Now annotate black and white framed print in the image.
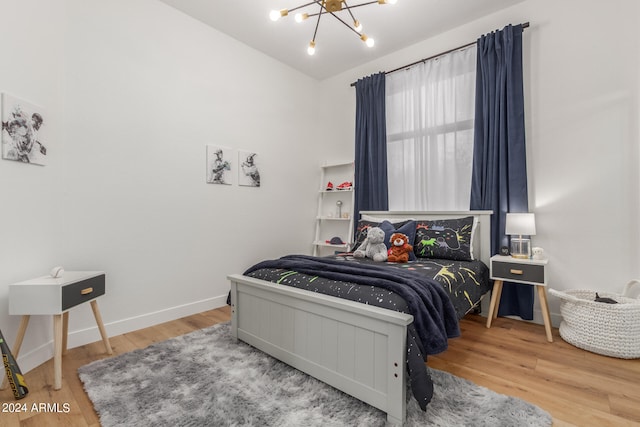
[238,150,260,187]
[206,145,234,185]
[1,93,48,165]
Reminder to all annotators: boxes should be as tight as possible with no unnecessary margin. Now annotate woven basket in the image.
[548,280,640,359]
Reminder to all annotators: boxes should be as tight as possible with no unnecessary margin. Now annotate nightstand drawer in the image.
[492,261,545,284]
[62,274,105,310]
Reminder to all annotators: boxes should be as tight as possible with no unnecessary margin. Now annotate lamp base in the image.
[510,238,531,259]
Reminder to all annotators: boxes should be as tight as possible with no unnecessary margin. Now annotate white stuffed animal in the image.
[353,227,388,262]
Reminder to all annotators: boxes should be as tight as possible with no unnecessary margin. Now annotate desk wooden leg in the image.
[537,286,554,342]
[90,300,113,355]
[0,315,30,390]
[486,280,503,328]
[53,314,63,390]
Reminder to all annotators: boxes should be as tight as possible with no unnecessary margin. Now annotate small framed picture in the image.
[238,150,260,187]
[206,145,235,185]
[1,93,48,165]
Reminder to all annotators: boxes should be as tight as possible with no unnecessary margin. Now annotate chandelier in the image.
[270,0,398,56]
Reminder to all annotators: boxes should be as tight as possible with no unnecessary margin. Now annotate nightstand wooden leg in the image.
[537,286,554,342]
[90,300,113,355]
[0,315,30,390]
[53,314,63,390]
[486,280,504,328]
[62,311,69,355]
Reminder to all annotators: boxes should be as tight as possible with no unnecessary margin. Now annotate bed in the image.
[228,211,493,425]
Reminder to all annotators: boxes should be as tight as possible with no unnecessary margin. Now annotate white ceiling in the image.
[157,0,522,80]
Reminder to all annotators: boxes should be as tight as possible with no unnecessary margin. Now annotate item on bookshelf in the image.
[336,181,353,190]
[336,200,343,218]
[326,237,345,245]
[326,181,334,191]
[342,213,350,219]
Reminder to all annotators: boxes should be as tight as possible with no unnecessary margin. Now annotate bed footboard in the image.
[228,273,413,425]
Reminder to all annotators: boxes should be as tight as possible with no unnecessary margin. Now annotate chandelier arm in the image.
[343,1,379,10]
[305,1,379,18]
[311,3,323,41]
[288,1,322,14]
[311,0,362,37]
[342,1,359,24]
[327,9,362,37]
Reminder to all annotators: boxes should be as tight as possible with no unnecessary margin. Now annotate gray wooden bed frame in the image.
[228,211,492,425]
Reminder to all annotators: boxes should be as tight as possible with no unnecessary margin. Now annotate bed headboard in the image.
[359,211,493,266]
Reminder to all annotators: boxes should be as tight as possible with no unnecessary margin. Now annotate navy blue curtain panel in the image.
[470,24,534,319]
[354,72,389,234]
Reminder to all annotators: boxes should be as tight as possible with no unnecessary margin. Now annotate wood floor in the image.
[1,306,638,426]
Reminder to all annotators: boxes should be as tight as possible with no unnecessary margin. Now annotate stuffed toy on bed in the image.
[387,232,413,263]
[353,227,388,262]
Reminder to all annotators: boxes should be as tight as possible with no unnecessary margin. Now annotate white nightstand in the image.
[6,271,113,390]
[487,255,553,342]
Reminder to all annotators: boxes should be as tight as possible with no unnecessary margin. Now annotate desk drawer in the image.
[492,261,545,284]
[62,274,105,310]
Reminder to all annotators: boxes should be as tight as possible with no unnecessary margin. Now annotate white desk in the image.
[6,271,112,390]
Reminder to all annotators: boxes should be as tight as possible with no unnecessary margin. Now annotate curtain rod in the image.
[350,21,529,87]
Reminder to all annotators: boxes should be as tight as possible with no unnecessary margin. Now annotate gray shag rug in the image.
[78,322,552,427]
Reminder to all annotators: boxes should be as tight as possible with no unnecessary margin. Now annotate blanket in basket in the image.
[549,280,640,359]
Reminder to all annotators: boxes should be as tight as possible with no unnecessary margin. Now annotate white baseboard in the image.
[15,294,228,374]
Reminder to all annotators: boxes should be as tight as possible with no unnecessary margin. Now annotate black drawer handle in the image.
[81,287,94,295]
[510,269,523,275]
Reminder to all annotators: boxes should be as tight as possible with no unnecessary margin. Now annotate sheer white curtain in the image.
[386,46,477,211]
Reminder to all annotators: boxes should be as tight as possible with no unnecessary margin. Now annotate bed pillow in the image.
[378,220,417,261]
[353,220,381,250]
[413,216,476,261]
[353,218,413,253]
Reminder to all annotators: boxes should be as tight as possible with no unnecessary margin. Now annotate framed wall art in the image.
[238,150,260,187]
[1,93,48,165]
[206,145,234,185]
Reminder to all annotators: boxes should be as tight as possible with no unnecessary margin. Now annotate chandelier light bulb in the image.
[295,13,309,23]
[378,0,398,4]
[353,20,362,32]
[307,41,316,55]
[270,9,288,21]
[361,34,375,47]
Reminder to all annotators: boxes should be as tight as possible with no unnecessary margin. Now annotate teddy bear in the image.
[387,232,413,263]
[353,226,388,262]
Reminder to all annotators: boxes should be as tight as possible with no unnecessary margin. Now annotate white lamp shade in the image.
[505,213,536,236]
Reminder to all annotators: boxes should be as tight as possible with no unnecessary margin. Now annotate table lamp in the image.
[505,213,536,259]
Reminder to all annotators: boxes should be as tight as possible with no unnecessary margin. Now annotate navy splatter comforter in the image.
[243,254,490,410]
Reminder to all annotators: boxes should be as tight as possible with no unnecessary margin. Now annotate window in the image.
[386,46,477,211]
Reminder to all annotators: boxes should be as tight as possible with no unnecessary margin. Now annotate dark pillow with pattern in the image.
[413,216,476,261]
[378,220,417,261]
[353,219,412,252]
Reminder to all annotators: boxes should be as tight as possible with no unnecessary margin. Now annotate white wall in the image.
[0,1,67,369]
[318,0,640,324]
[0,0,322,372]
